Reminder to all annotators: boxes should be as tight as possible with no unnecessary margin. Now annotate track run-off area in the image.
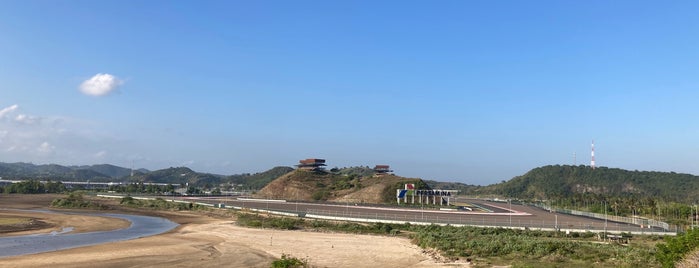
[99,195,675,236]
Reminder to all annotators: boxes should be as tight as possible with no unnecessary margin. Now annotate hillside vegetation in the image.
[478,165,699,203]
[227,166,294,189]
[0,162,294,189]
[0,162,121,181]
[257,169,428,203]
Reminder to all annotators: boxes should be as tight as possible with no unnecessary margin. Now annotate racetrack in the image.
[176,196,670,234]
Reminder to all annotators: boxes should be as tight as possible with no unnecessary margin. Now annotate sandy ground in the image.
[0,210,130,236]
[0,194,470,268]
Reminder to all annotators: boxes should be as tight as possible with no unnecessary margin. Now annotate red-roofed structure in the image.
[297,158,326,171]
[374,165,393,176]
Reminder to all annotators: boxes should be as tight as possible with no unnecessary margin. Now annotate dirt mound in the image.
[257,171,427,204]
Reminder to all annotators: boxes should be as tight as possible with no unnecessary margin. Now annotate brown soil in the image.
[258,170,422,204]
[0,194,470,268]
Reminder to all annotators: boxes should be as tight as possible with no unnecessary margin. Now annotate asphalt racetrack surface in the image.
[179,196,666,234]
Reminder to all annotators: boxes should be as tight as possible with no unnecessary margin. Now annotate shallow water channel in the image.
[0,211,178,258]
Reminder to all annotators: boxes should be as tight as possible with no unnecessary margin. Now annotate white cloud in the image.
[79,73,123,96]
[94,150,107,158]
[37,141,55,155]
[0,104,18,119]
[15,114,41,125]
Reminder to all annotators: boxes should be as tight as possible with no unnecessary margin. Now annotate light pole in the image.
[604,201,608,239]
[421,197,424,221]
[509,199,512,226]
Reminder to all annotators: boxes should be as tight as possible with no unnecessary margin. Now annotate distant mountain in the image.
[424,180,481,193]
[131,167,225,186]
[0,162,112,181]
[71,164,137,179]
[0,162,292,188]
[475,165,699,203]
[228,166,295,189]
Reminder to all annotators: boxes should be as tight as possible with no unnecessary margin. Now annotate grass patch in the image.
[408,225,658,267]
[51,192,108,209]
[0,217,32,225]
[119,196,207,211]
[235,212,401,235]
[271,253,309,268]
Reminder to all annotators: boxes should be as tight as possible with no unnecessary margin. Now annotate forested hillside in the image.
[227,166,294,189]
[478,165,699,202]
[0,162,293,189]
[472,165,699,224]
[0,162,114,181]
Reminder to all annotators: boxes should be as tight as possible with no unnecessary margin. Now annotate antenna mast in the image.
[591,140,596,170]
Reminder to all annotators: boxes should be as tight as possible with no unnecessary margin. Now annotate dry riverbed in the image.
[0,194,469,267]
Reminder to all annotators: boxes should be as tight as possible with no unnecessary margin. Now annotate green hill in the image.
[227,166,294,189]
[72,164,136,179]
[0,162,112,181]
[132,167,225,186]
[424,179,480,193]
[0,162,293,189]
[477,165,699,203]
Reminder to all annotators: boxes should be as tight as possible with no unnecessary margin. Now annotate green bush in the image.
[656,228,699,268]
[271,254,307,268]
[51,193,107,209]
[408,225,656,266]
[236,213,303,230]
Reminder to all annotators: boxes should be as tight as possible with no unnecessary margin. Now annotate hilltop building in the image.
[297,158,326,171]
[374,165,393,176]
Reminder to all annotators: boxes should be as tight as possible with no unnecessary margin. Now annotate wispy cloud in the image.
[94,150,107,159]
[37,141,55,155]
[14,114,41,125]
[0,105,101,162]
[79,73,123,96]
[0,104,18,119]
[0,104,42,125]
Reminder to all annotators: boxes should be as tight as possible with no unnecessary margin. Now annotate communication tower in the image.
[591,140,596,170]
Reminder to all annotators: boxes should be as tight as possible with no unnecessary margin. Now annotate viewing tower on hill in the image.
[297,158,326,171]
[373,165,393,176]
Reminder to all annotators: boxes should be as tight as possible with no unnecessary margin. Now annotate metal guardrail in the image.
[535,204,672,231]
[304,209,675,235]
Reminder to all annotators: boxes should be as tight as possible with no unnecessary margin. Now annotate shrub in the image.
[271,254,307,268]
[656,228,699,268]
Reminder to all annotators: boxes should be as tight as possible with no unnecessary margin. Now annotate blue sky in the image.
[1,1,698,185]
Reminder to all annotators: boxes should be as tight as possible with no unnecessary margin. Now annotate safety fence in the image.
[534,203,671,231]
[304,208,675,235]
